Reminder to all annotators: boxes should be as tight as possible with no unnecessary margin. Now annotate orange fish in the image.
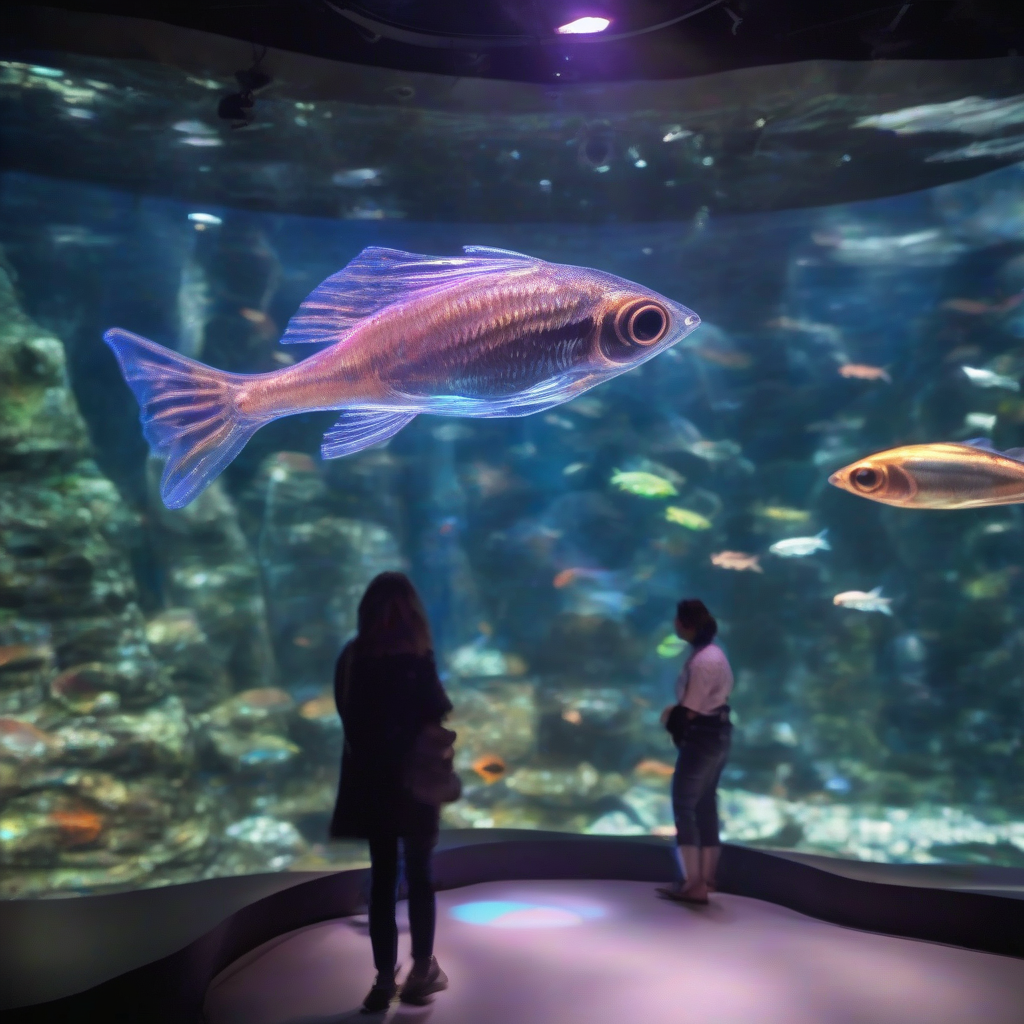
[694,346,752,369]
[561,708,582,725]
[943,293,1024,316]
[553,567,606,588]
[0,644,50,670]
[471,754,507,783]
[50,810,104,845]
[299,694,336,720]
[635,758,675,778]
[0,718,56,760]
[710,550,763,573]
[239,307,279,340]
[829,439,1024,509]
[838,364,891,383]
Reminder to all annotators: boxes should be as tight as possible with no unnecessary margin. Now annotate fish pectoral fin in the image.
[321,409,416,459]
[280,246,539,345]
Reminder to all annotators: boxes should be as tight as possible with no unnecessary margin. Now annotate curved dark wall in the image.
[1,832,1022,1024]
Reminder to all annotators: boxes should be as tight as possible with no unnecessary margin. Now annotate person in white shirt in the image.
[657,599,733,904]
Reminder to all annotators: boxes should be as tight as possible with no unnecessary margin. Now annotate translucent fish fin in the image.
[868,586,883,597]
[280,246,538,345]
[962,437,997,449]
[462,245,538,260]
[1003,447,1024,461]
[103,328,261,509]
[482,371,597,418]
[321,409,416,459]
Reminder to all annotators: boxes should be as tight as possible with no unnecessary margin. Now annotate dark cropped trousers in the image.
[367,834,437,974]
[671,718,732,847]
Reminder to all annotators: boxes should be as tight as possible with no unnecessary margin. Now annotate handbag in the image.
[665,705,691,748]
[402,722,463,806]
[340,644,462,807]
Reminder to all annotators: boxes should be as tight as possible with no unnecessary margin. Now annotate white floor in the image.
[204,879,1024,1024]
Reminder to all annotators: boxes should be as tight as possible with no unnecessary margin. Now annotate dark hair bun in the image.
[676,598,717,647]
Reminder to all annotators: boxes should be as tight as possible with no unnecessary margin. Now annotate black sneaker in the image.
[361,974,397,1013]
[400,957,448,1005]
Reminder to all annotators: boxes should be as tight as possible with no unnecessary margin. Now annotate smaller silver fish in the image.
[769,530,830,558]
[962,366,1020,391]
[833,587,892,615]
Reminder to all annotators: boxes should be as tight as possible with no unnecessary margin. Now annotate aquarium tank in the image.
[3,8,1024,899]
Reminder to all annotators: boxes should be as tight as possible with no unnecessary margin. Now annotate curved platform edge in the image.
[1,834,1021,1023]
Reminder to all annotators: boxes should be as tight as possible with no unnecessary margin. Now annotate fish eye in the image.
[615,300,668,347]
[851,466,882,491]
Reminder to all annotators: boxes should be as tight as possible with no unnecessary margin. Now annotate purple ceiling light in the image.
[556,16,611,35]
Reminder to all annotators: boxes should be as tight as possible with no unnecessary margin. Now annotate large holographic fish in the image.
[104,246,700,508]
[829,439,1024,509]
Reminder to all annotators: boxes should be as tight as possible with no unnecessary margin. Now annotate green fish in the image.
[665,506,712,530]
[610,469,678,499]
[656,634,687,658]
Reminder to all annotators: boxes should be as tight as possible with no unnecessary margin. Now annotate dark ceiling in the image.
[19,0,1024,84]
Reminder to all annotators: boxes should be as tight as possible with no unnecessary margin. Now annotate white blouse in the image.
[675,643,734,714]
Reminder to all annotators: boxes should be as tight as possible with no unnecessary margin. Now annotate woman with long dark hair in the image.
[657,598,733,904]
[330,572,453,1012]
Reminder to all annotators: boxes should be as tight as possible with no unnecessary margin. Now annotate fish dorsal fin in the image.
[963,438,1024,461]
[868,586,883,597]
[462,245,537,260]
[281,246,539,345]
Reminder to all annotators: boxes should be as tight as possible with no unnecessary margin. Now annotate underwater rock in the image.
[0,629,54,715]
[256,453,405,688]
[200,688,300,772]
[504,761,628,808]
[216,814,308,873]
[446,681,537,777]
[0,264,217,890]
[539,687,648,773]
[146,457,276,698]
[144,608,231,712]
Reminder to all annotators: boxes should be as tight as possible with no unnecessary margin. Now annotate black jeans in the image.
[671,718,731,847]
[367,834,437,974]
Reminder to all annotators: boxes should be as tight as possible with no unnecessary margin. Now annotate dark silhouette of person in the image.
[657,598,733,904]
[330,572,453,1012]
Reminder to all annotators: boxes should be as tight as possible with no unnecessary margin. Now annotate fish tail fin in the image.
[104,328,261,508]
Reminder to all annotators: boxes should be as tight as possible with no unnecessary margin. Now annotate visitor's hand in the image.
[660,705,675,725]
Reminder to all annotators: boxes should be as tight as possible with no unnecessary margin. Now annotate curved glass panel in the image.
[3,44,1024,897]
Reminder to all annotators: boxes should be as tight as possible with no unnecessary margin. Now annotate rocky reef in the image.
[0,262,362,896]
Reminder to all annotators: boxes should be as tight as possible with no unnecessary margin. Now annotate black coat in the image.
[329,643,453,840]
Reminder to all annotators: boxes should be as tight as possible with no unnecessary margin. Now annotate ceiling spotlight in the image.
[556,16,611,35]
